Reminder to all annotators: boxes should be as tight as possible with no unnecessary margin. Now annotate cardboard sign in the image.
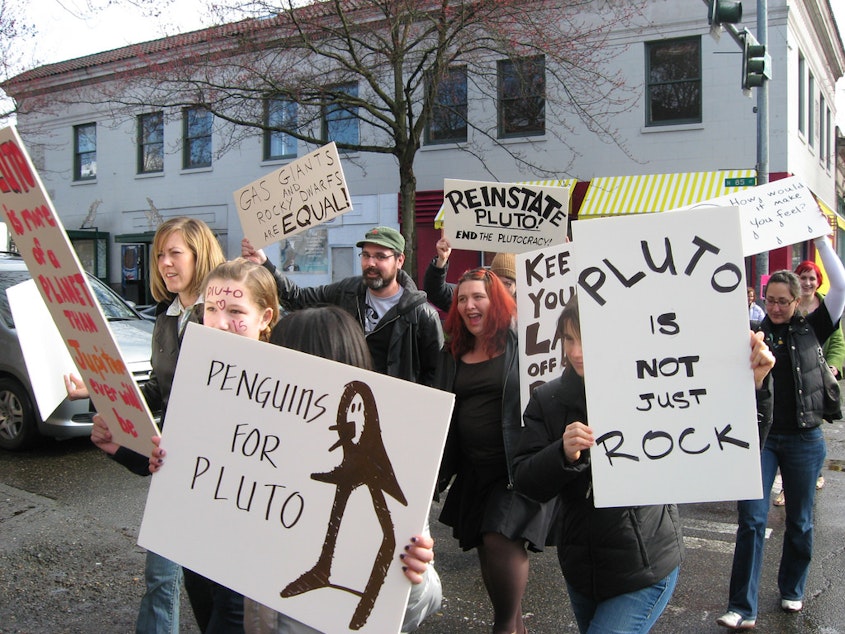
[441,179,569,253]
[7,280,78,420]
[516,242,577,415]
[235,143,352,249]
[571,206,762,508]
[139,324,454,634]
[0,126,158,457]
[680,176,830,256]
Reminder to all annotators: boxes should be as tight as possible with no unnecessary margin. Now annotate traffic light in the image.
[742,32,769,89]
[708,0,743,25]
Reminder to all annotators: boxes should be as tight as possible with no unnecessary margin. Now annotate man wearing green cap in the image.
[242,226,443,386]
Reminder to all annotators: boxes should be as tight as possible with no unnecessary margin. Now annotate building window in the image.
[322,83,359,147]
[137,112,164,174]
[808,73,815,149]
[645,37,701,126]
[797,54,806,135]
[264,97,297,160]
[73,123,96,181]
[426,66,468,144]
[498,56,545,138]
[819,94,826,165]
[183,107,212,169]
[825,106,831,170]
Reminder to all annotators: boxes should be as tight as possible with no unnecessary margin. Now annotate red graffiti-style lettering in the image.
[38,273,95,307]
[112,408,138,438]
[0,140,36,194]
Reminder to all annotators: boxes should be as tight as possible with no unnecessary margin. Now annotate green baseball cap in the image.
[356,226,405,252]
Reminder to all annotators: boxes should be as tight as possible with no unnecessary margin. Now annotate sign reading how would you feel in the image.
[571,206,762,508]
[441,179,569,253]
[235,142,352,249]
[681,175,830,256]
[139,324,454,634]
[0,126,158,457]
[516,242,577,415]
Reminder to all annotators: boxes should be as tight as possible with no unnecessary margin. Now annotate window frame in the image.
[73,122,97,181]
[808,72,815,149]
[497,55,546,138]
[263,97,298,161]
[137,112,164,174]
[322,83,359,148]
[425,66,468,145]
[797,53,806,136]
[182,106,213,169]
[644,36,702,127]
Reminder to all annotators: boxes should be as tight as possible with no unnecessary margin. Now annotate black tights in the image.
[477,532,529,634]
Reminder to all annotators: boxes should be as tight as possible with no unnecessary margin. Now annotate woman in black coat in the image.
[513,296,774,634]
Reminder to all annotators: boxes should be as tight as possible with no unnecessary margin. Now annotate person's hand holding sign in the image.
[434,230,451,269]
[749,330,775,389]
[64,373,89,400]
[90,412,120,456]
[401,534,435,584]
[241,237,268,265]
[562,421,594,464]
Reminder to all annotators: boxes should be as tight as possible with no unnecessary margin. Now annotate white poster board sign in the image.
[680,176,830,256]
[516,243,577,415]
[571,206,762,508]
[235,143,352,249]
[7,280,78,420]
[441,179,569,253]
[0,126,158,456]
[139,324,454,634]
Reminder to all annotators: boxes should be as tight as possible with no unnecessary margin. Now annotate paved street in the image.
[1,419,844,633]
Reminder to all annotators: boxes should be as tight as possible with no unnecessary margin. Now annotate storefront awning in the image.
[815,196,845,231]
[577,170,757,217]
[433,179,577,228]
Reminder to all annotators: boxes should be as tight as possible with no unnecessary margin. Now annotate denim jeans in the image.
[135,551,183,634]
[566,566,679,633]
[727,427,826,619]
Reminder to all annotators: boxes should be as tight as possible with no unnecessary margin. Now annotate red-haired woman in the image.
[435,268,556,634]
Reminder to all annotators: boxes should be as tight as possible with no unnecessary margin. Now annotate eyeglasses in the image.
[764,297,795,307]
[359,251,396,262]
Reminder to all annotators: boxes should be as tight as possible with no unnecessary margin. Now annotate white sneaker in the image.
[781,599,803,613]
[716,611,756,630]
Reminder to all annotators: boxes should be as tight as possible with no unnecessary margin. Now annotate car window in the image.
[88,276,140,321]
[0,270,32,328]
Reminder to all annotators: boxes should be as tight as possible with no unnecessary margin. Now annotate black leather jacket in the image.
[264,260,443,386]
[513,369,685,601]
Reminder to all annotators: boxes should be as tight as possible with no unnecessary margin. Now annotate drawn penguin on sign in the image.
[281,380,407,630]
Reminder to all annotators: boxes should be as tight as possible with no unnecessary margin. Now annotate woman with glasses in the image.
[716,235,845,630]
[434,267,557,634]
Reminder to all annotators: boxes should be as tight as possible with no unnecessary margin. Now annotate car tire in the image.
[0,377,40,451]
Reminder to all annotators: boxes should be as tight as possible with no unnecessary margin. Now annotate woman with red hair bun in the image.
[434,267,557,634]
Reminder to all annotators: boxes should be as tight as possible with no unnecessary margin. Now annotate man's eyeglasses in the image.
[764,297,795,307]
[360,251,396,262]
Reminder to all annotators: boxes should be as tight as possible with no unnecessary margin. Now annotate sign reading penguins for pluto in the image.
[139,324,454,634]
[235,142,352,249]
[442,178,569,253]
[571,206,763,508]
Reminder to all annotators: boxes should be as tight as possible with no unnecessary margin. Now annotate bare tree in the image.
[10,0,645,277]
[0,0,35,121]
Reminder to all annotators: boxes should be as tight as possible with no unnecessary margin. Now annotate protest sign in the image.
[571,206,762,508]
[441,179,569,253]
[139,324,454,634]
[0,126,158,457]
[7,280,78,420]
[680,176,830,256]
[516,242,577,415]
[235,143,352,249]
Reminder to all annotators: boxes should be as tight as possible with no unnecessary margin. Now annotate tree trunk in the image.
[399,159,418,286]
